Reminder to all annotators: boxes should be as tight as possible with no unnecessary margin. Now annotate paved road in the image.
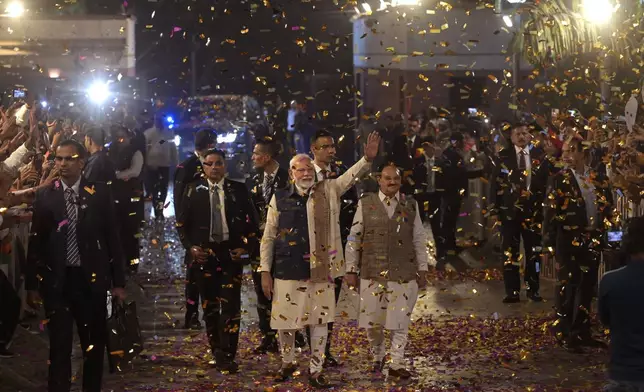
[1,214,609,391]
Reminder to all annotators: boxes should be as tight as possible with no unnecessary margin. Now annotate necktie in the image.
[320,169,328,180]
[518,150,527,170]
[263,174,273,204]
[65,188,80,267]
[210,185,223,243]
[384,196,391,206]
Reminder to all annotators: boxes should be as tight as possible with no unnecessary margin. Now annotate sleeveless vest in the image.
[273,188,312,281]
[360,193,418,282]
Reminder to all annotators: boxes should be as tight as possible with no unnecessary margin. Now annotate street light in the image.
[581,0,617,24]
[87,81,110,105]
[5,1,25,18]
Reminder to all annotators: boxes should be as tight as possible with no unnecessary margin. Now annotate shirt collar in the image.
[379,190,399,202]
[514,145,529,155]
[264,163,280,178]
[62,178,81,195]
[314,161,330,174]
[207,178,225,189]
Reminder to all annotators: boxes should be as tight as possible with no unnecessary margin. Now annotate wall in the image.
[353,8,535,119]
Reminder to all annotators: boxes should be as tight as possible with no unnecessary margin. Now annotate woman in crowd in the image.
[109,125,145,272]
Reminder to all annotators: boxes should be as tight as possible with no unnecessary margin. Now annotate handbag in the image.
[105,299,143,372]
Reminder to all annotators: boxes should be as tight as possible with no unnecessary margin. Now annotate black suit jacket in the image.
[26,179,126,304]
[543,168,614,253]
[389,134,423,172]
[177,178,260,263]
[247,166,290,226]
[436,146,471,197]
[489,147,552,223]
[173,154,204,213]
[83,151,117,184]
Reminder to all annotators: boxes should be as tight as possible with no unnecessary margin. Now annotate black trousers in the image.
[46,268,107,392]
[437,194,462,258]
[500,219,541,296]
[115,192,144,272]
[0,269,20,346]
[184,254,200,323]
[252,268,274,337]
[148,166,170,217]
[416,192,441,239]
[555,246,598,342]
[195,244,243,364]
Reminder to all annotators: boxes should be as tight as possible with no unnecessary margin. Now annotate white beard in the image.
[295,178,314,191]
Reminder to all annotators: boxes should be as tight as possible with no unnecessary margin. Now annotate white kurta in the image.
[260,157,372,329]
[345,191,434,330]
[271,280,336,329]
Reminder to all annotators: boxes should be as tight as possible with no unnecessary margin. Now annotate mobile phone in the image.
[607,231,623,243]
[13,89,26,99]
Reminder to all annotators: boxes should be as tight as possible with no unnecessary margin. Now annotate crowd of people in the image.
[0,96,643,391]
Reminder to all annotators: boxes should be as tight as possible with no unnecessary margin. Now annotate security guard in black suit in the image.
[247,137,290,353]
[173,128,217,329]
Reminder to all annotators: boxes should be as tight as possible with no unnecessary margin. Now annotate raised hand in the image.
[363,131,381,162]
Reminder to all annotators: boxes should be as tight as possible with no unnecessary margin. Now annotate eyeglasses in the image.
[292,168,315,174]
[54,156,79,162]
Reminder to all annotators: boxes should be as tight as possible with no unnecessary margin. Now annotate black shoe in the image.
[275,364,298,382]
[388,367,412,379]
[216,361,239,374]
[183,317,202,330]
[502,295,520,304]
[579,337,608,349]
[527,292,543,302]
[295,331,306,348]
[561,340,584,354]
[255,336,279,354]
[0,346,14,358]
[308,372,331,388]
[323,352,340,368]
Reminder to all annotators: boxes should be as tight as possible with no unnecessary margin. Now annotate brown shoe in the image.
[388,367,412,379]
[371,357,386,373]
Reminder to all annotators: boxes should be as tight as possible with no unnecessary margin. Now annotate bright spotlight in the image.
[581,0,616,24]
[87,81,110,105]
[392,0,419,5]
[502,15,513,28]
[40,101,47,108]
[173,135,181,145]
[68,102,74,107]
[166,115,174,124]
[5,1,25,18]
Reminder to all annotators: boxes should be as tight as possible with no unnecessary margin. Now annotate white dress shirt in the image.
[345,190,433,274]
[207,178,230,242]
[571,167,597,229]
[514,145,531,189]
